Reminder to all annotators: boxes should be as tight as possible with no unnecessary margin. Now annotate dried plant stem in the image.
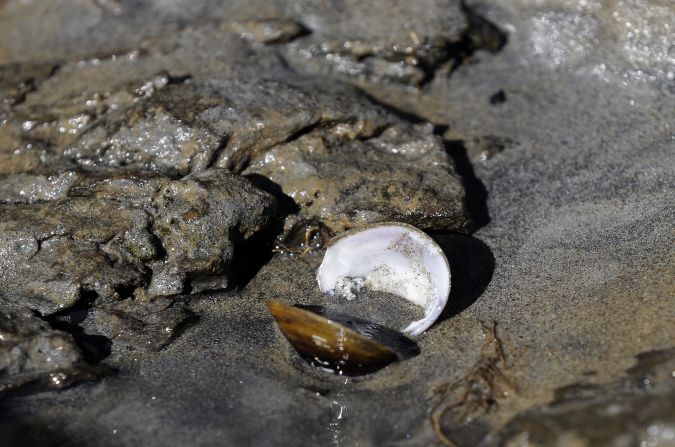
[429,321,516,446]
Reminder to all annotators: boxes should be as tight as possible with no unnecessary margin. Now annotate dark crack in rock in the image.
[0,62,59,113]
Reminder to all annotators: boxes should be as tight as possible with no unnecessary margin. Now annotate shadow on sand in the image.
[431,233,495,324]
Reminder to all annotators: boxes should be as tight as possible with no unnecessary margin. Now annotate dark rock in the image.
[148,169,277,296]
[496,349,675,447]
[208,79,391,173]
[0,304,103,397]
[283,0,467,86]
[488,90,506,105]
[0,197,151,314]
[68,82,224,177]
[0,62,59,112]
[0,169,277,315]
[0,171,79,204]
[245,122,470,232]
[85,290,197,352]
[0,13,471,235]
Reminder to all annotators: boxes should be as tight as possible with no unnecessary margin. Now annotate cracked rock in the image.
[0,198,151,315]
[85,290,197,352]
[68,81,223,177]
[148,169,277,296]
[0,169,277,315]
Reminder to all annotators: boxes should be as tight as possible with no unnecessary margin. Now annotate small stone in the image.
[0,304,103,397]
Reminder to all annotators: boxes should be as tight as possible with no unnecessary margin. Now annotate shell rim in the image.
[318,221,451,335]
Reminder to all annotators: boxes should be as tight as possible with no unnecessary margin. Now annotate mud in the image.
[323,289,425,333]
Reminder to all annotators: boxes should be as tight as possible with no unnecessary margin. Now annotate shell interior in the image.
[316,223,450,336]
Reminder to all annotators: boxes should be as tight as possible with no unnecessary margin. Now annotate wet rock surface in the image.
[0,0,673,446]
[0,169,276,313]
[84,291,197,353]
[245,122,469,232]
[0,305,104,398]
[495,349,675,447]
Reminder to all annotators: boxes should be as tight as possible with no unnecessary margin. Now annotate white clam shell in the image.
[316,223,450,336]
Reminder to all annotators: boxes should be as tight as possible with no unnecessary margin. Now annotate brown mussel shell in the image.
[268,300,398,375]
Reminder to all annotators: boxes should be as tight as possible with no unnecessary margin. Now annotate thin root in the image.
[429,321,516,446]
